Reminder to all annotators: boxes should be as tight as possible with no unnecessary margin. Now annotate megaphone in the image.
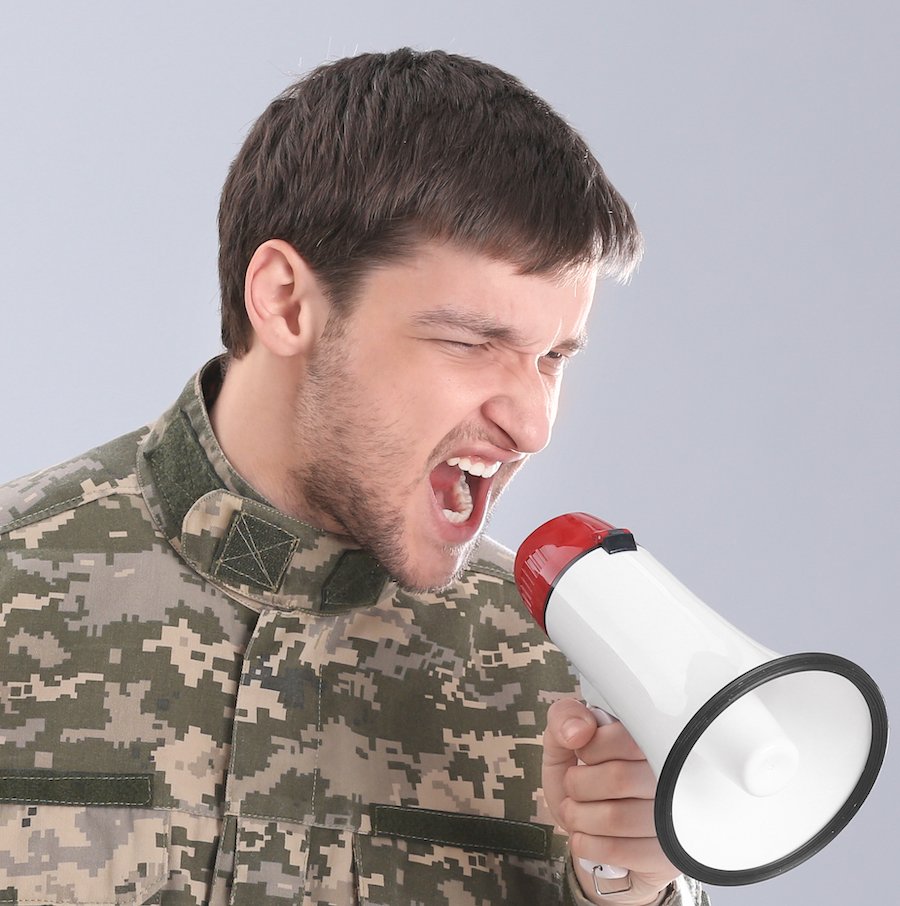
[514,512,887,887]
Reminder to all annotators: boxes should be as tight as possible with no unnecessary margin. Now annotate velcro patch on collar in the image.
[213,511,299,593]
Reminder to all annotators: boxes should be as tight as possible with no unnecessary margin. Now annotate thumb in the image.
[543,699,599,820]
[545,698,599,760]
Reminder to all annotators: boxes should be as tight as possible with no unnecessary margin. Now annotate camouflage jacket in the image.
[0,360,706,906]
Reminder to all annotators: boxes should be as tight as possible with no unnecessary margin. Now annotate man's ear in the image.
[243,239,330,357]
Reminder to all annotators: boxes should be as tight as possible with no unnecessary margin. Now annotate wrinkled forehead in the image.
[351,241,597,345]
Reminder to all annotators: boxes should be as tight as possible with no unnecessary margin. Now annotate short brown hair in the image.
[218,48,641,356]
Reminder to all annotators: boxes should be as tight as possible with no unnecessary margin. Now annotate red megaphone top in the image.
[513,512,636,633]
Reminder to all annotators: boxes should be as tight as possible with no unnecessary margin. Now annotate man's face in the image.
[289,242,596,591]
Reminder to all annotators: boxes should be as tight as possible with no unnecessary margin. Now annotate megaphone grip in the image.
[577,705,630,881]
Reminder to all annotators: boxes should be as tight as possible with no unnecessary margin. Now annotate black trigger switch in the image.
[600,529,637,554]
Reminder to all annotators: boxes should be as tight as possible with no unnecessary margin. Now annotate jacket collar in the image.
[137,358,393,613]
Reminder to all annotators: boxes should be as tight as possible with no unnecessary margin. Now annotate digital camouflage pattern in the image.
[0,360,707,905]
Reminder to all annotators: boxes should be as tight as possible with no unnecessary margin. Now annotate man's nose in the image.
[481,365,555,455]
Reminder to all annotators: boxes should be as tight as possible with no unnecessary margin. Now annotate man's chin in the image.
[393,534,484,595]
[393,560,466,596]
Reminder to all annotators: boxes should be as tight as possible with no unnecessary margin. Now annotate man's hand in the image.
[543,699,681,905]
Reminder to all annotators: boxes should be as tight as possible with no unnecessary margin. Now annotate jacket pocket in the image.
[354,805,567,905]
[228,816,311,905]
[0,803,169,905]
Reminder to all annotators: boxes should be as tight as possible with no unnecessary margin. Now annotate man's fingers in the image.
[564,759,657,802]
[543,698,658,841]
[558,796,656,839]
[575,718,646,764]
[543,700,681,901]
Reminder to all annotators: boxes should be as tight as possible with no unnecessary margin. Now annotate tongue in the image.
[429,462,463,510]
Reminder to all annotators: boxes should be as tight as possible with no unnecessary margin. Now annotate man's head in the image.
[212,49,641,591]
[218,48,641,356]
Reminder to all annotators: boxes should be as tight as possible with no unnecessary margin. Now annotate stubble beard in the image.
[286,336,495,593]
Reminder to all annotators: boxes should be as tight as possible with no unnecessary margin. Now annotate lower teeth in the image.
[442,508,469,524]
[442,470,474,524]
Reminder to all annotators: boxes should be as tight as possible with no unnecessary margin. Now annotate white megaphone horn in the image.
[514,512,888,887]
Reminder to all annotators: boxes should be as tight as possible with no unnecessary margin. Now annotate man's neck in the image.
[208,351,303,519]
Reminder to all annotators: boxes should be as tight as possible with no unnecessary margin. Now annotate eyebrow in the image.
[413,308,588,355]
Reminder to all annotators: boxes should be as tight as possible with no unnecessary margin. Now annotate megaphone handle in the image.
[576,706,630,881]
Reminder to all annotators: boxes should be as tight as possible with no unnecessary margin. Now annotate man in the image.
[0,49,706,905]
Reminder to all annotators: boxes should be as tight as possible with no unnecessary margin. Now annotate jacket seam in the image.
[465,563,514,582]
[0,480,141,537]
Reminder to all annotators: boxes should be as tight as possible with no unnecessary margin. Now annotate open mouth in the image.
[428,456,501,526]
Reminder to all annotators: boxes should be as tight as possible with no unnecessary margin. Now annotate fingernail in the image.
[562,717,589,742]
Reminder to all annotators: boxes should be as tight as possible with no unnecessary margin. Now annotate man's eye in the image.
[541,351,569,373]
[442,340,483,351]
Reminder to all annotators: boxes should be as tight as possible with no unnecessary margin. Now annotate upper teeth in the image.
[446,457,501,478]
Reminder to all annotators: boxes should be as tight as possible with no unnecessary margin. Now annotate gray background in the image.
[1,2,896,903]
